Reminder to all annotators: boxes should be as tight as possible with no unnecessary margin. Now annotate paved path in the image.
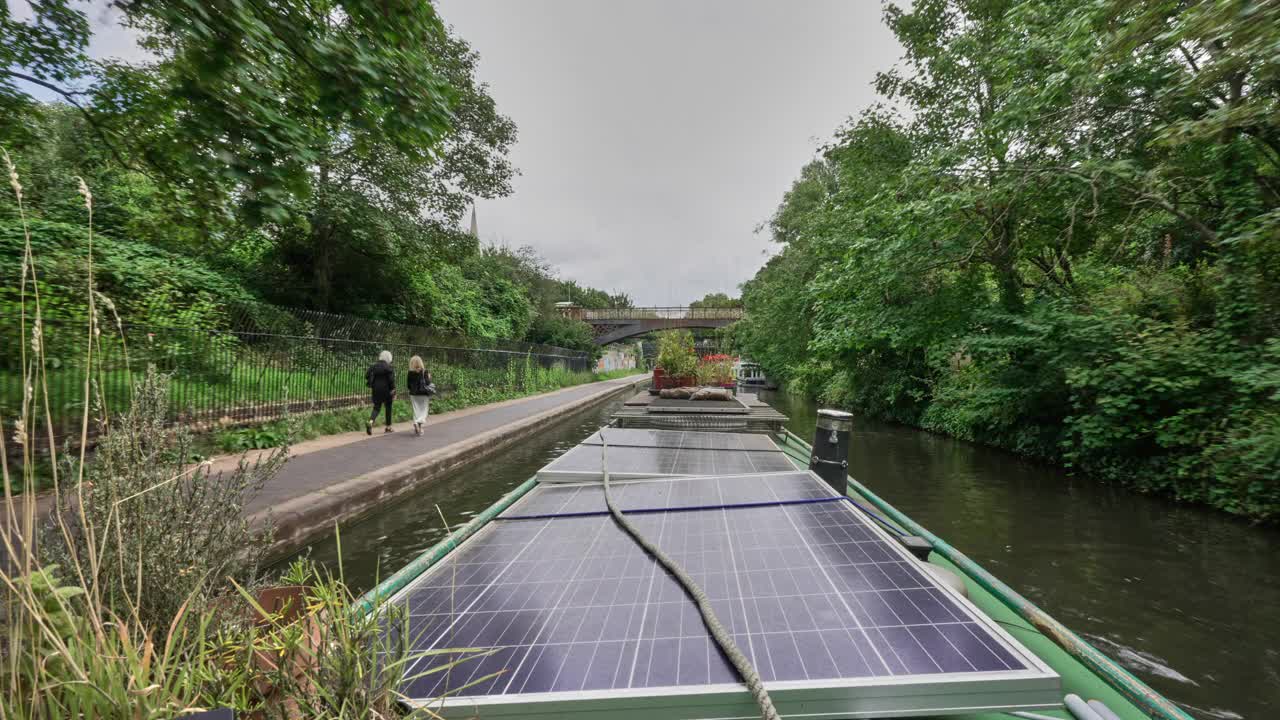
[235,374,649,554]
[242,375,643,513]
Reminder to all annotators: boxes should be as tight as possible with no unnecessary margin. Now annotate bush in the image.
[0,219,257,333]
[42,367,288,633]
[696,353,735,386]
[1062,321,1280,516]
[656,330,698,378]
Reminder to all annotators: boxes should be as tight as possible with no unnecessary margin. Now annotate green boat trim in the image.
[357,427,1193,720]
[774,427,1192,720]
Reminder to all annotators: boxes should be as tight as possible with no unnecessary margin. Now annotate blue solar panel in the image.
[537,443,798,481]
[582,428,781,451]
[390,472,1056,716]
[499,471,837,518]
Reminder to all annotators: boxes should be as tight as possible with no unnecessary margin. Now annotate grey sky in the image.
[16,1,902,306]
[435,0,901,305]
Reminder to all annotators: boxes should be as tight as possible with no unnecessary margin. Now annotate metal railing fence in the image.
[1,305,591,448]
[568,306,744,321]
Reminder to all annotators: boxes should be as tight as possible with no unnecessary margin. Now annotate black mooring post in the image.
[809,409,852,486]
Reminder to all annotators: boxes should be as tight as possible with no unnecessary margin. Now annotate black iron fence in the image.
[1,305,591,448]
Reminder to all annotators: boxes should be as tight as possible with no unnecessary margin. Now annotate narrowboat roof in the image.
[360,420,1189,720]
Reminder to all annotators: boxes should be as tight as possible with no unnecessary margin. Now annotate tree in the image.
[2,2,627,350]
[736,0,1280,517]
[689,292,742,309]
[3,0,457,226]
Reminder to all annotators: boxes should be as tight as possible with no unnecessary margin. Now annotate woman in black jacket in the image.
[365,350,396,435]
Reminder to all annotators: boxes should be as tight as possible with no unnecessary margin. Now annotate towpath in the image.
[224,374,648,556]
[9,374,646,561]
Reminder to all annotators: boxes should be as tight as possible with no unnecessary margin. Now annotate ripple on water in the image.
[1082,634,1198,686]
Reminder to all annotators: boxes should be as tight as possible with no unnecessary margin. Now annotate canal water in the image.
[300,391,1279,720]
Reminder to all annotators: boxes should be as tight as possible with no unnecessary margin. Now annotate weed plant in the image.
[656,330,698,378]
[1,153,469,718]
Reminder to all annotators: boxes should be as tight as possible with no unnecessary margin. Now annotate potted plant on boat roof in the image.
[696,353,736,390]
[653,329,699,392]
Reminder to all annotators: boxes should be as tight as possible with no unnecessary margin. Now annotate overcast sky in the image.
[434,0,900,304]
[17,1,903,305]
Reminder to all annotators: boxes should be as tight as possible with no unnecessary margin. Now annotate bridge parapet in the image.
[565,306,744,321]
[557,306,744,345]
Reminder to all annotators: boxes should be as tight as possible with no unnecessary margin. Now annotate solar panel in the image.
[582,428,781,451]
[391,472,1059,718]
[537,443,799,483]
[499,471,838,518]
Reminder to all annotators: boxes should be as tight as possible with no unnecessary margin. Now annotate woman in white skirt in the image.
[406,355,434,436]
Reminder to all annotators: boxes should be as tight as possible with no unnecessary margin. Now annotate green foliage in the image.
[2,562,232,719]
[695,354,735,386]
[656,330,698,378]
[527,312,597,355]
[2,11,617,348]
[689,292,742,309]
[0,218,252,327]
[220,424,289,452]
[225,557,463,720]
[211,358,610,453]
[736,0,1280,519]
[43,368,287,635]
[5,0,456,224]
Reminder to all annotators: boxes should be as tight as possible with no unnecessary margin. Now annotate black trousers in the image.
[369,397,393,426]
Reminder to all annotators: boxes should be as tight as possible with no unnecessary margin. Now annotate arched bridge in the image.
[557,306,743,345]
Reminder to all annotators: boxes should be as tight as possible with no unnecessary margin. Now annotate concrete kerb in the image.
[253,376,647,560]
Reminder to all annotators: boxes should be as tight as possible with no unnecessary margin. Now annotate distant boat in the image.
[734,358,777,390]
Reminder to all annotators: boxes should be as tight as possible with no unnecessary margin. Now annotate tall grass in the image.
[0,153,472,717]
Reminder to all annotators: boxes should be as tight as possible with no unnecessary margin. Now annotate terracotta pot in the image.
[224,585,324,720]
[253,585,308,625]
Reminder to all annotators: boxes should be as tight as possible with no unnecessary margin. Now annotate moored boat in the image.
[734,359,779,390]
[357,404,1191,720]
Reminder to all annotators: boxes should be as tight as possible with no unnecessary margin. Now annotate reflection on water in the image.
[761,389,1278,720]
[293,389,1278,720]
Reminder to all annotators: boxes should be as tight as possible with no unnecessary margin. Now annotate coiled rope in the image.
[600,439,780,720]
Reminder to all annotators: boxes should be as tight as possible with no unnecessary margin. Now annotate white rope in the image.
[600,439,780,720]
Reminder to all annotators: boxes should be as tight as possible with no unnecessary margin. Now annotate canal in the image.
[301,391,1278,720]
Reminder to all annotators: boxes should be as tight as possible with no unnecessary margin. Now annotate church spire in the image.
[469,206,478,238]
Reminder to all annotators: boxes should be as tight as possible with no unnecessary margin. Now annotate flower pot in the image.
[652,368,697,393]
[223,585,324,720]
